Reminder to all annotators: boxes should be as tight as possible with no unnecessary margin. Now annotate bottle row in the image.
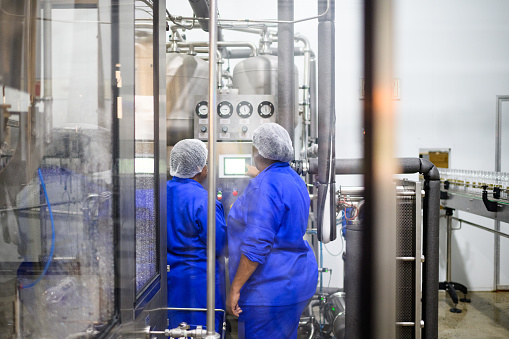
[438,168,509,200]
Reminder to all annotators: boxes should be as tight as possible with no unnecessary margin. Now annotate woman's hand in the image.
[245,164,259,178]
[226,287,242,317]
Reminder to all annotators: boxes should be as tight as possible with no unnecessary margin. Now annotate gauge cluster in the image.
[194,94,277,141]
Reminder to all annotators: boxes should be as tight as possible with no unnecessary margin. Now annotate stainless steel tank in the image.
[166,53,209,146]
[232,55,299,127]
[232,55,279,95]
[232,55,298,95]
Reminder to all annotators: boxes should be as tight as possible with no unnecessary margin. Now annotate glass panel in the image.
[134,0,157,294]
[0,1,114,338]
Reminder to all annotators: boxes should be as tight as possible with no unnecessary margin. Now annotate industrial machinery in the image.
[0,0,442,338]
[439,168,509,312]
[0,0,167,338]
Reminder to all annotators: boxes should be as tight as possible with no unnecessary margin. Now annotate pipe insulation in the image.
[316,0,336,243]
[188,0,211,32]
[277,0,295,145]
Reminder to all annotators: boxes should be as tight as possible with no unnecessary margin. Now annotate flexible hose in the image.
[21,168,56,289]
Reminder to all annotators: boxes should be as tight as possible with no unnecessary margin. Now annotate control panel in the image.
[199,143,253,216]
[193,94,277,141]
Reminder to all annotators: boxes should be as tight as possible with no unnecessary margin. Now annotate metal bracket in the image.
[482,186,499,212]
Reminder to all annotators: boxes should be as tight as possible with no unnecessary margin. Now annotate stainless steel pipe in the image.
[174,41,258,57]
[316,0,336,243]
[206,0,218,335]
[277,0,295,145]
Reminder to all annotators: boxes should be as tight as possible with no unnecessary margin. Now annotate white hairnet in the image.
[252,123,294,162]
[170,139,207,178]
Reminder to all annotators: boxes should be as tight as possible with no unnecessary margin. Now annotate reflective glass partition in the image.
[134,0,158,295]
[0,1,115,337]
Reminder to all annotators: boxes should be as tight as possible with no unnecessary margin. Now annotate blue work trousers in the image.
[237,299,309,339]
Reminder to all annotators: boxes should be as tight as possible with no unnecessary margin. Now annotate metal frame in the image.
[495,95,509,290]
[103,0,168,337]
[414,181,423,339]
[394,181,423,338]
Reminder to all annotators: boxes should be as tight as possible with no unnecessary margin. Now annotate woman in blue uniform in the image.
[226,123,318,338]
[167,139,227,333]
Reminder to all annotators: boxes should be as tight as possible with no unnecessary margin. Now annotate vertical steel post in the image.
[206,0,218,335]
[446,210,453,282]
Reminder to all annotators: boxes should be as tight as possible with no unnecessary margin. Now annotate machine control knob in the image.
[241,126,248,133]
[233,190,238,197]
[200,126,207,132]
[221,126,228,133]
[217,190,223,200]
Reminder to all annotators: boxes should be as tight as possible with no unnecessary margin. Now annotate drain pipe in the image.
[206,0,219,336]
[316,0,336,243]
[277,0,295,145]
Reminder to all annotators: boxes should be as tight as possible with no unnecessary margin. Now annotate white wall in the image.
[166,0,509,291]
[328,0,509,291]
[393,0,509,290]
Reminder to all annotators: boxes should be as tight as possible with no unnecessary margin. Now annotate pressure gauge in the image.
[236,101,253,117]
[258,101,275,118]
[195,101,209,118]
[217,101,233,118]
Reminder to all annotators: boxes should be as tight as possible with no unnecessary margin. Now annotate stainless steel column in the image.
[277,0,295,144]
[206,0,218,336]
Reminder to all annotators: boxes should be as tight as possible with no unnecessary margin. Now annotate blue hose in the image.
[21,168,56,289]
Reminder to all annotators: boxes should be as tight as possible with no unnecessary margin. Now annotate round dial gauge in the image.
[195,101,209,118]
[257,101,275,118]
[217,101,233,118]
[236,101,253,117]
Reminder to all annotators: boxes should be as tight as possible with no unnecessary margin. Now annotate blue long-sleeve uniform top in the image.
[227,162,318,306]
[167,177,227,313]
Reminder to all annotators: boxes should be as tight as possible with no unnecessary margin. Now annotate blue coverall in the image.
[167,177,227,332]
[227,162,318,338]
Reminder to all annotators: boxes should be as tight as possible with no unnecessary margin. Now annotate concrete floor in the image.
[438,291,509,339]
[225,291,509,338]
